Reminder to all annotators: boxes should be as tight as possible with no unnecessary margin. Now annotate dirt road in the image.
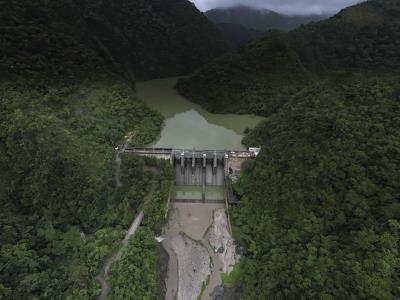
[96,210,144,300]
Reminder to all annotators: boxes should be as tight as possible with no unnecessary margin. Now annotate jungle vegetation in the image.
[0,77,174,299]
[1,0,229,79]
[231,75,400,299]
[178,0,400,116]
[178,0,400,298]
[0,0,224,298]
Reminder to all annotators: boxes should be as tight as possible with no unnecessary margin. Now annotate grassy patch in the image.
[221,263,241,287]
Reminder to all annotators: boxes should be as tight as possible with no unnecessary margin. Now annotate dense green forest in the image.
[215,23,264,48]
[2,0,400,298]
[232,75,400,299]
[177,0,400,299]
[108,228,159,300]
[1,0,229,79]
[0,77,175,299]
[0,0,231,298]
[178,0,400,116]
[107,157,174,300]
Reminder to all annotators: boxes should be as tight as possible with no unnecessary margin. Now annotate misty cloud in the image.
[191,0,364,15]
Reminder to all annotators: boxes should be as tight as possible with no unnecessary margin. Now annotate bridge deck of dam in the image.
[123,147,254,159]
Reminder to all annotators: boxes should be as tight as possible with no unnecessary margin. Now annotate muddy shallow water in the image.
[136,77,264,150]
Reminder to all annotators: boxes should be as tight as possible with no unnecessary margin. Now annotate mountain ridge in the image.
[179,0,400,115]
[0,0,229,80]
[205,5,327,32]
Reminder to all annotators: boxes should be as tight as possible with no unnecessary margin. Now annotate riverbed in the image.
[136,78,262,300]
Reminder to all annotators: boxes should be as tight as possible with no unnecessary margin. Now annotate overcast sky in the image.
[190,0,364,15]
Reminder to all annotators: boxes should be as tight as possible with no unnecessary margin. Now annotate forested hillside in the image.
[0,0,227,298]
[234,75,400,299]
[0,77,176,298]
[1,0,229,79]
[205,5,326,32]
[178,0,400,116]
[178,0,400,299]
[216,23,263,48]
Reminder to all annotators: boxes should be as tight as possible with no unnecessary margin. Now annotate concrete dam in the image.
[122,147,260,202]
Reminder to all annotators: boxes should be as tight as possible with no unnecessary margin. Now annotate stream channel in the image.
[136,78,263,300]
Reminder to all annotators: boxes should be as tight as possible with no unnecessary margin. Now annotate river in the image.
[136,77,262,300]
[136,77,263,150]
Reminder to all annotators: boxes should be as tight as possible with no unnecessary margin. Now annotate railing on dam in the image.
[122,147,259,159]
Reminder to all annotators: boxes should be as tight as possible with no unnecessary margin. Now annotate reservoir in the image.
[136,77,263,150]
[136,77,263,300]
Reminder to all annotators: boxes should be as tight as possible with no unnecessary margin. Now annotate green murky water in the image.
[174,186,225,201]
[136,77,264,150]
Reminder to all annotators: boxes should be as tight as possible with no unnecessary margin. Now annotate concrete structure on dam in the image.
[121,147,260,202]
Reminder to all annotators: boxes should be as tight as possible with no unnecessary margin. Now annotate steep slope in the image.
[0,0,219,299]
[205,5,326,32]
[1,0,229,79]
[216,23,264,48]
[235,75,400,300]
[178,0,400,116]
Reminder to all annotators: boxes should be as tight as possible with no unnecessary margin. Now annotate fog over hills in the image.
[191,0,364,15]
[205,5,327,31]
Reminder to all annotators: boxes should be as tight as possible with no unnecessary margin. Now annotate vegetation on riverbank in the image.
[107,227,159,300]
[106,157,174,299]
[221,263,241,287]
[231,75,400,299]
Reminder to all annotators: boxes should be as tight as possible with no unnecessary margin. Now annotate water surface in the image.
[136,77,264,150]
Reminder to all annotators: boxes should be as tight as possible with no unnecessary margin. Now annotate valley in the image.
[134,77,263,299]
[1,0,399,300]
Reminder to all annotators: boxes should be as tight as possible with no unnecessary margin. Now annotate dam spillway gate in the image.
[122,147,260,203]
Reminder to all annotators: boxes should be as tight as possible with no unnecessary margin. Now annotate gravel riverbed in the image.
[162,203,238,300]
